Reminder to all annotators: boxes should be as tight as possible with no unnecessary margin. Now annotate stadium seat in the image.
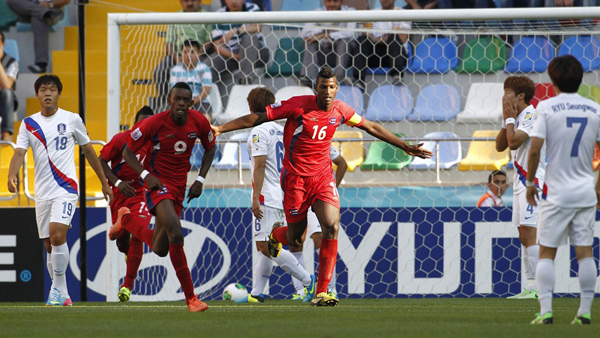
[406,84,460,122]
[266,37,305,77]
[274,85,314,102]
[332,131,364,171]
[4,40,19,63]
[190,142,221,170]
[0,0,18,31]
[558,36,600,72]
[455,36,507,74]
[214,133,251,170]
[361,133,412,170]
[336,85,364,116]
[456,83,504,123]
[458,130,510,171]
[16,5,69,32]
[280,0,321,11]
[215,84,261,124]
[364,85,412,122]
[530,83,556,108]
[505,36,555,73]
[407,37,458,74]
[408,132,462,170]
[577,84,600,104]
[209,84,223,117]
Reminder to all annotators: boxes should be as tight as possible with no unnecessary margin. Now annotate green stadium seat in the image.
[0,0,18,31]
[455,36,507,74]
[266,37,304,77]
[361,133,412,170]
[577,84,600,104]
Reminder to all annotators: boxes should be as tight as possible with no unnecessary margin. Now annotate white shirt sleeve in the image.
[250,128,269,157]
[516,109,536,135]
[530,103,547,140]
[15,122,29,150]
[6,61,18,80]
[330,145,340,161]
[73,115,91,146]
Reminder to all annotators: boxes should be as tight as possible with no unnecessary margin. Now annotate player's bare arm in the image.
[525,136,544,206]
[251,155,267,219]
[81,143,114,202]
[187,146,216,202]
[6,148,26,193]
[332,155,347,188]
[99,156,136,198]
[211,112,269,136]
[357,119,433,159]
[495,128,509,152]
[122,145,164,191]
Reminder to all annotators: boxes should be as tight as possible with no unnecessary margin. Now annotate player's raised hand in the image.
[526,186,538,207]
[211,124,221,137]
[117,180,137,198]
[404,143,433,159]
[145,174,164,191]
[187,181,204,203]
[102,183,114,203]
[7,174,18,193]
[502,95,518,119]
[252,196,263,219]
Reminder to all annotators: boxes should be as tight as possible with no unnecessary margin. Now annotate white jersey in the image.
[16,109,91,201]
[511,104,546,194]
[530,93,600,208]
[248,122,285,209]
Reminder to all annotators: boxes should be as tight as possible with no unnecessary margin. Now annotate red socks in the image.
[272,226,289,245]
[169,243,195,300]
[123,215,154,250]
[122,236,143,290]
[317,238,338,294]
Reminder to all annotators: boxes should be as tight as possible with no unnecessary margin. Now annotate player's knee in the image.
[154,247,169,257]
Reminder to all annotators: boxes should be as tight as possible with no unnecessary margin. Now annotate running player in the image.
[212,65,432,306]
[7,74,113,306]
[495,76,545,299]
[109,82,216,312]
[526,55,599,325]
[100,105,154,302]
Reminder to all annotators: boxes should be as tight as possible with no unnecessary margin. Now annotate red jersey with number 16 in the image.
[266,95,363,176]
[127,110,215,188]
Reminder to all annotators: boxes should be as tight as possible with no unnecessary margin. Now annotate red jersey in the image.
[266,95,362,176]
[100,125,148,192]
[127,109,215,188]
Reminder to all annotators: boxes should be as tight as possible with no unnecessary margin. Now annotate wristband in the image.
[505,118,516,126]
[114,179,122,187]
[196,176,206,184]
[140,170,150,180]
[525,180,535,187]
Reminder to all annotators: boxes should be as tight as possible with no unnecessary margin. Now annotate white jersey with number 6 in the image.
[531,93,600,208]
[248,122,285,209]
[16,109,91,201]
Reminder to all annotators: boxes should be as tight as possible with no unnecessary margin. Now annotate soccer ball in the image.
[222,283,248,301]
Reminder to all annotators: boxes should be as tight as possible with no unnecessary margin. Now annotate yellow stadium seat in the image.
[458,130,509,171]
[333,131,364,172]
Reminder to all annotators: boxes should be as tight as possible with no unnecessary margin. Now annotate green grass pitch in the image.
[0,298,597,337]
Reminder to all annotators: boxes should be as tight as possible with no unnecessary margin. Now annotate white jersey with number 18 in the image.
[531,93,600,208]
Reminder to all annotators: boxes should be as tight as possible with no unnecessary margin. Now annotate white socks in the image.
[525,245,539,292]
[251,252,273,296]
[291,251,305,295]
[51,243,69,296]
[536,258,555,315]
[271,249,312,286]
[46,252,53,281]
[577,257,596,317]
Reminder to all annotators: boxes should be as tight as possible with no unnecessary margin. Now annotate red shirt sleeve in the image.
[193,111,216,151]
[338,100,363,128]
[100,132,127,162]
[127,115,157,153]
[266,96,304,121]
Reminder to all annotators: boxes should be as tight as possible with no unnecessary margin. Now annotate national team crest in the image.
[329,118,337,125]
[253,134,259,143]
[57,123,66,135]
[188,132,198,139]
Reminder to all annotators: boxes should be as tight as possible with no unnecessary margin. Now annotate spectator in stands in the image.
[299,0,356,88]
[209,0,269,86]
[477,170,509,207]
[404,0,438,9]
[170,40,213,121]
[220,0,272,11]
[350,0,410,90]
[437,0,496,7]
[0,31,18,141]
[153,0,213,101]
[498,0,543,8]
[6,0,67,73]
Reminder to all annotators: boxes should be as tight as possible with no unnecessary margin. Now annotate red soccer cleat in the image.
[108,207,131,241]
[186,295,209,313]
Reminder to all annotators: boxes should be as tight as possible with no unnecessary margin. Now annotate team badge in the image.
[188,132,198,139]
[289,209,299,215]
[269,129,275,135]
[131,127,143,141]
[524,111,532,120]
[253,134,259,143]
[208,131,214,142]
[270,102,282,108]
[329,118,337,125]
[57,123,66,135]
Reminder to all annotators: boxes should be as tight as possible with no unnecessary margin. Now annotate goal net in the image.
[106,8,600,301]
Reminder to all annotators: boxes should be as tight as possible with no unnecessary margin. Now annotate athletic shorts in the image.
[281,169,340,223]
[306,208,322,239]
[537,200,596,248]
[110,189,151,228]
[144,182,186,217]
[252,205,286,242]
[35,196,78,239]
[512,190,538,228]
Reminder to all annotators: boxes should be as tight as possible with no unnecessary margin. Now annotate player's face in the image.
[315,77,339,111]
[225,0,244,11]
[324,0,342,11]
[489,174,508,197]
[180,0,200,12]
[504,88,519,105]
[169,88,193,124]
[35,83,60,110]
[182,46,199,69]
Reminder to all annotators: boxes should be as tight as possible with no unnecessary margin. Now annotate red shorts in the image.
[144,183,186,217]
[110,188,152,224]
[281,169,340,223]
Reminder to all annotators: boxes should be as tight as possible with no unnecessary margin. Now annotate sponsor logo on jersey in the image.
[208,131,214,143]
[270,102,282,108]
[131,128,143,141]
[309,118,318,121]
[253,134,259,143]
[57,123,66,135]
[329,118,337,125]
[188,132,197,139]
[289,209,299,215]
[166,134,175,138]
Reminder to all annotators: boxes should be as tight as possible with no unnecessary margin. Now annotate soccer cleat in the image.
[291,293,304,301]
[234,294,264,304]
[267,222,284,258]
[46,287,72,307]
[571,313,592,325]
[310,292,339,307]
[108,207,131,241]
[327,291,339,300]
[186,295,209,312]
[531,312,553,324]
[507,289,537,299]
[118,286,131,302]
[302,275,317,303]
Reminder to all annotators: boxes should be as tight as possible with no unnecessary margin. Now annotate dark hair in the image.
[548,55,583,93]
[488,170,506,183]
[247,87,275,112]
[0,31,4,44]
[504,76,535,105]
[169,82,193,96]
[134,105,154,123]
[317,65,336,81]
[34,74,63,94]
[182,39,201,51]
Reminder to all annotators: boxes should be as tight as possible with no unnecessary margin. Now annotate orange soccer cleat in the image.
[186,295,209,313]
[108,207,131,241]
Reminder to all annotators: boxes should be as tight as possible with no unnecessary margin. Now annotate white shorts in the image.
[306,209,322,239]
[537,200,596,248]
[512,190,538,228]
[252,205,285,242]
[35,196,77,239]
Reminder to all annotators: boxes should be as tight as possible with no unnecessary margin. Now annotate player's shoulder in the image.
[519,104,536,121]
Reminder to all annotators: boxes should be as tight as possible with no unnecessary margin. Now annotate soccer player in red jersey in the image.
[110,82,216,312]
[212,66,432,306]
[100,106,154,303]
